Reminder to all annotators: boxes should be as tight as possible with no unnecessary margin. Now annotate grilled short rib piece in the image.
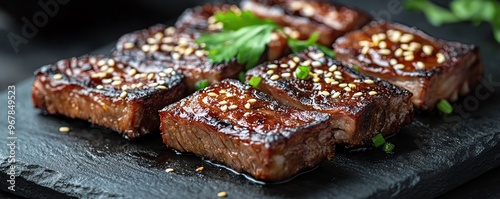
[175,4,291,62]
[115,24,243,92]
[241,0,372,46]
[334,21,484,110]
[246,47,413,147]
[32,56,187,139]
[159,79,335,181]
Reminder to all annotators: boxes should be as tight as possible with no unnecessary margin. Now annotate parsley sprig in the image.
[405,0,500,43]
[196,11,334,69]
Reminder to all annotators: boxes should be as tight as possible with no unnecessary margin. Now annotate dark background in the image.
[0,0,498,198]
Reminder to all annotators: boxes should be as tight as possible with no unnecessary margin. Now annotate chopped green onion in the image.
[294,66,310,80]
[437,99,453,114]
[353,65,359,71]
[248,76,262,88]
[372,133,386,148]
[195,79,210,91]
[238,72,246,83]
[383,142,395,153]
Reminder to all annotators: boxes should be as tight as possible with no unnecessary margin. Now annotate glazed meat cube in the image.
[241,0,372,46]
[115,24,244,92]
[246,47,413,147]
[32,56,187,139]
[334,21,484,110]
[159,79,335,181]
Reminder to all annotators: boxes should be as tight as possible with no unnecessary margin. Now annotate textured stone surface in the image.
[1,0,500,198]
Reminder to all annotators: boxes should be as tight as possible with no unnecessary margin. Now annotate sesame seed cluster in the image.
[51,56,178,99]
[260,50,380,101]
[204,87,258,114]
[358,28,446,71]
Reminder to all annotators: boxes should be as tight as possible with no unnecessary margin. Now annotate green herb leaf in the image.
[294,66,310,80]
[195,79,210,91]
[405,0,460,26]
[248,76,262,88]
[372,133,386,148]
[383,142,395,153]
[288,32,335,58]
[437,99,453,114]
[238,72,246,83]
[353,65,359,71]
[214,11,275,31]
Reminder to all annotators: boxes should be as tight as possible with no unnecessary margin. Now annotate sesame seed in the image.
[122,85,128,90]
[389,59,398,65]
[102,79,112,84]
[219,89,226,94]
[288,61,297,69]
[120,91,128,98]
[112,81,122,86]
[301,4,315,17]
[217,192,227,198]
[353,92,363,97]
[324,78,334,83]
[335,75,343,80]
[311,61,322,67]
[292,57,301,63]
[339,83,348,88]
[149,83,158,87]
[53,73,63,80]
[136,83,143,88]
[361,45,370,55]
[123,42,135,49]
[147,37,158,45]
[423,45,433,56]
[196,166,204,172]
[394,64,405,70]
[333,71,342,76]
[401,44,409,50]
[164,68,174,74]
[128,69,137,76]
[371,34,381,44]
[141,45,150,52]
[324,72,333,78]
[150,44,159,52]
[100,65,109,72]
[267,64,278,69]
[154,32,164,40]
[158,72,167,77]
[403,51,414,56]
[400,33,414,43]
[147,73,155,80]
[208,92,218,97]
[331,81,339,85]
[184,47,194,56]
[266,70,275,75]
[106,67,115,74]
[348,83,356,88]
[229,105,238,110]
[59,126,70,133]
[244,103,251,109]
[165,27,176,35]
[378,33,387,40]
[270,75,280,80]
[364,79,374,84]
[313,77,320,82]
[379,41,387,49]
[280,64,289,68]
[369,91,378,96]
[220,105,228,112]
[389,30,402,42]
[404,55,414,61]
[195,50,205,57]
[161,44,173,52]
[359,40,370,46]
[394,48,403,57]
[301,60,312,66]
[96,85,104,89]
[437,53,446,64]
[172,53,181,60]
[162,37,173,44]
[378,49,391,55]
[314,69,324,74]
[219,101,228,105]
[315,53,325,59]
[416,61,425,69]
[97,59,107,66]
[321,90,330,96]
[332,92,341,99]
[112,76,122,81]
[165,168,174,172]
[344,87,352,92]
[281,73,291,78]
[329,65,338,71]
[409,42,421,51]
[157,85,167,90]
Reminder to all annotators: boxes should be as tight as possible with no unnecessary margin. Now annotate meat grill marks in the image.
[115,24,244,92]
[241,0,372,46]
[159,79,335,181]
[32,56,187,139]
[246,47,413,147]
[176,4,292,62]
[333,21,484,110]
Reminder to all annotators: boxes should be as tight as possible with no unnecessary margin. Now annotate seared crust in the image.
[246,47,413,147]
[115,24,244,92]
[159,79,335,181]
[334,21,484,110]
[241,0,372,46]
[32,56,187,138]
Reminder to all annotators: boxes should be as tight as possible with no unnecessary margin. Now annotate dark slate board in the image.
[1,0,500,198]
